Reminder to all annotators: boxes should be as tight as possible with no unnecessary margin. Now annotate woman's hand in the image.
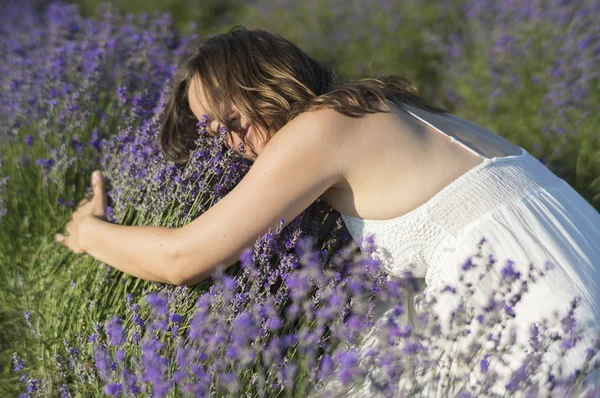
[55,170,108,254]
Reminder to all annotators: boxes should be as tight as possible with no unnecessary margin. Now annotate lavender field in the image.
[1,0,600,396]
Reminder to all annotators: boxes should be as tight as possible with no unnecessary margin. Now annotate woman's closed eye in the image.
[227,115,242,132]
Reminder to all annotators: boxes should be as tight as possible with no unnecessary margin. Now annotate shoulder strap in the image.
[388,100,486,160]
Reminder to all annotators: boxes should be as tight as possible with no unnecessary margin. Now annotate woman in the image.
[56,27,600,395]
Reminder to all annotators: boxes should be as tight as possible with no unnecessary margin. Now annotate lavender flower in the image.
[146,293,168,317]
[105,316,125,347]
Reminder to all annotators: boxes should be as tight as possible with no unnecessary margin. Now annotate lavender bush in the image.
[0,0,199,394]
[2,0,600,397]
[11,232,600,396]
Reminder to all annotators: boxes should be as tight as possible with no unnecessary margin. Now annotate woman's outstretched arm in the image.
[75,109,350,286]
[169,109,348,285]
[57,169,181,284]
[80,218,178,283]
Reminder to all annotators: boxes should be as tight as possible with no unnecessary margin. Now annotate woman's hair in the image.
[160,26,448,165]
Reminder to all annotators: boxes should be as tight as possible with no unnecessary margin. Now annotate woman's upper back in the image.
[320,100,523,221]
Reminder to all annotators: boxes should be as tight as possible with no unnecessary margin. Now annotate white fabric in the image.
[325,107,600,397]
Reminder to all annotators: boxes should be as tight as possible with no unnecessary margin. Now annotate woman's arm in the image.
[170,108,350,286]
[75,108,350,286]
[80,217,179,284]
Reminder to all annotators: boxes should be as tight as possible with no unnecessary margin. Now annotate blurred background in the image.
[61,0,600,205]
[67,0,458,102]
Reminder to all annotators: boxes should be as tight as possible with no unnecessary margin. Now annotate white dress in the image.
[314,105,600,397]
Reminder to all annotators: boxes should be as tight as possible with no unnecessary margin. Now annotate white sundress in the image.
[314,104,600,397]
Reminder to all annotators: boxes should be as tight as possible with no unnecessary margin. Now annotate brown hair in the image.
[160,26,448,165]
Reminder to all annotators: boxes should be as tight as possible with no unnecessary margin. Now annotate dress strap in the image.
[388,100,486,160]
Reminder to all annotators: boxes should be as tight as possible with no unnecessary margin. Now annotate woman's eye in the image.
[228,117,241,129]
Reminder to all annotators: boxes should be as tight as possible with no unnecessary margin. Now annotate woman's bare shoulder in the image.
[271,107,363,151]
[291,106,358,128]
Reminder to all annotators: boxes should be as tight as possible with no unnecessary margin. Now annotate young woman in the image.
[56,27,600,394]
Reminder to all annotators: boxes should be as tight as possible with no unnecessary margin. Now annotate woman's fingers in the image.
[55,233,78,253]
[55,233,68,246]
[78,192,93,207]
[66,221,72,233]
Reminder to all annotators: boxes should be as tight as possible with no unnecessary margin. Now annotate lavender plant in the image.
[0,0,201,394]
[11,233,600,397]
[9,84,600,395]
[7,80,360,394]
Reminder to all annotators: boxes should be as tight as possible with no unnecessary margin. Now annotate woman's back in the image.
[320,100,523,221]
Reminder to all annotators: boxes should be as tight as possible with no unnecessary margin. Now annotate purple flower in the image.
[266,316,282,331]
[461,258,475,271]
[336,349,365,385]
[103,383,122,396]
[105,316,125,347]
[501,260,521,283]
[505,363,527,392]
[34,158,55,172]
[239,248,254,268]
[169,313,183,323]
[480,353,490,373]
[116,85,127,105]
[12,353,25,371]
[560,337,577,350]
[441,285,457,294]
[60,384,70,398]
[318,354,334,380]
[146,293,168,317]
[560,312,577,334]
[503,302,516,318]
[222,275,237,291]
[94,345,113,381]
[25,378,41,395]
[402,340,426,355]
[345,315,362,331]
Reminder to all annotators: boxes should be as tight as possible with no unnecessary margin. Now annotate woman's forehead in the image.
[188,75,232,122]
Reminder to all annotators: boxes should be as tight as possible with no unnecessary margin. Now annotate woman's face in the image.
[187,75,267,161]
